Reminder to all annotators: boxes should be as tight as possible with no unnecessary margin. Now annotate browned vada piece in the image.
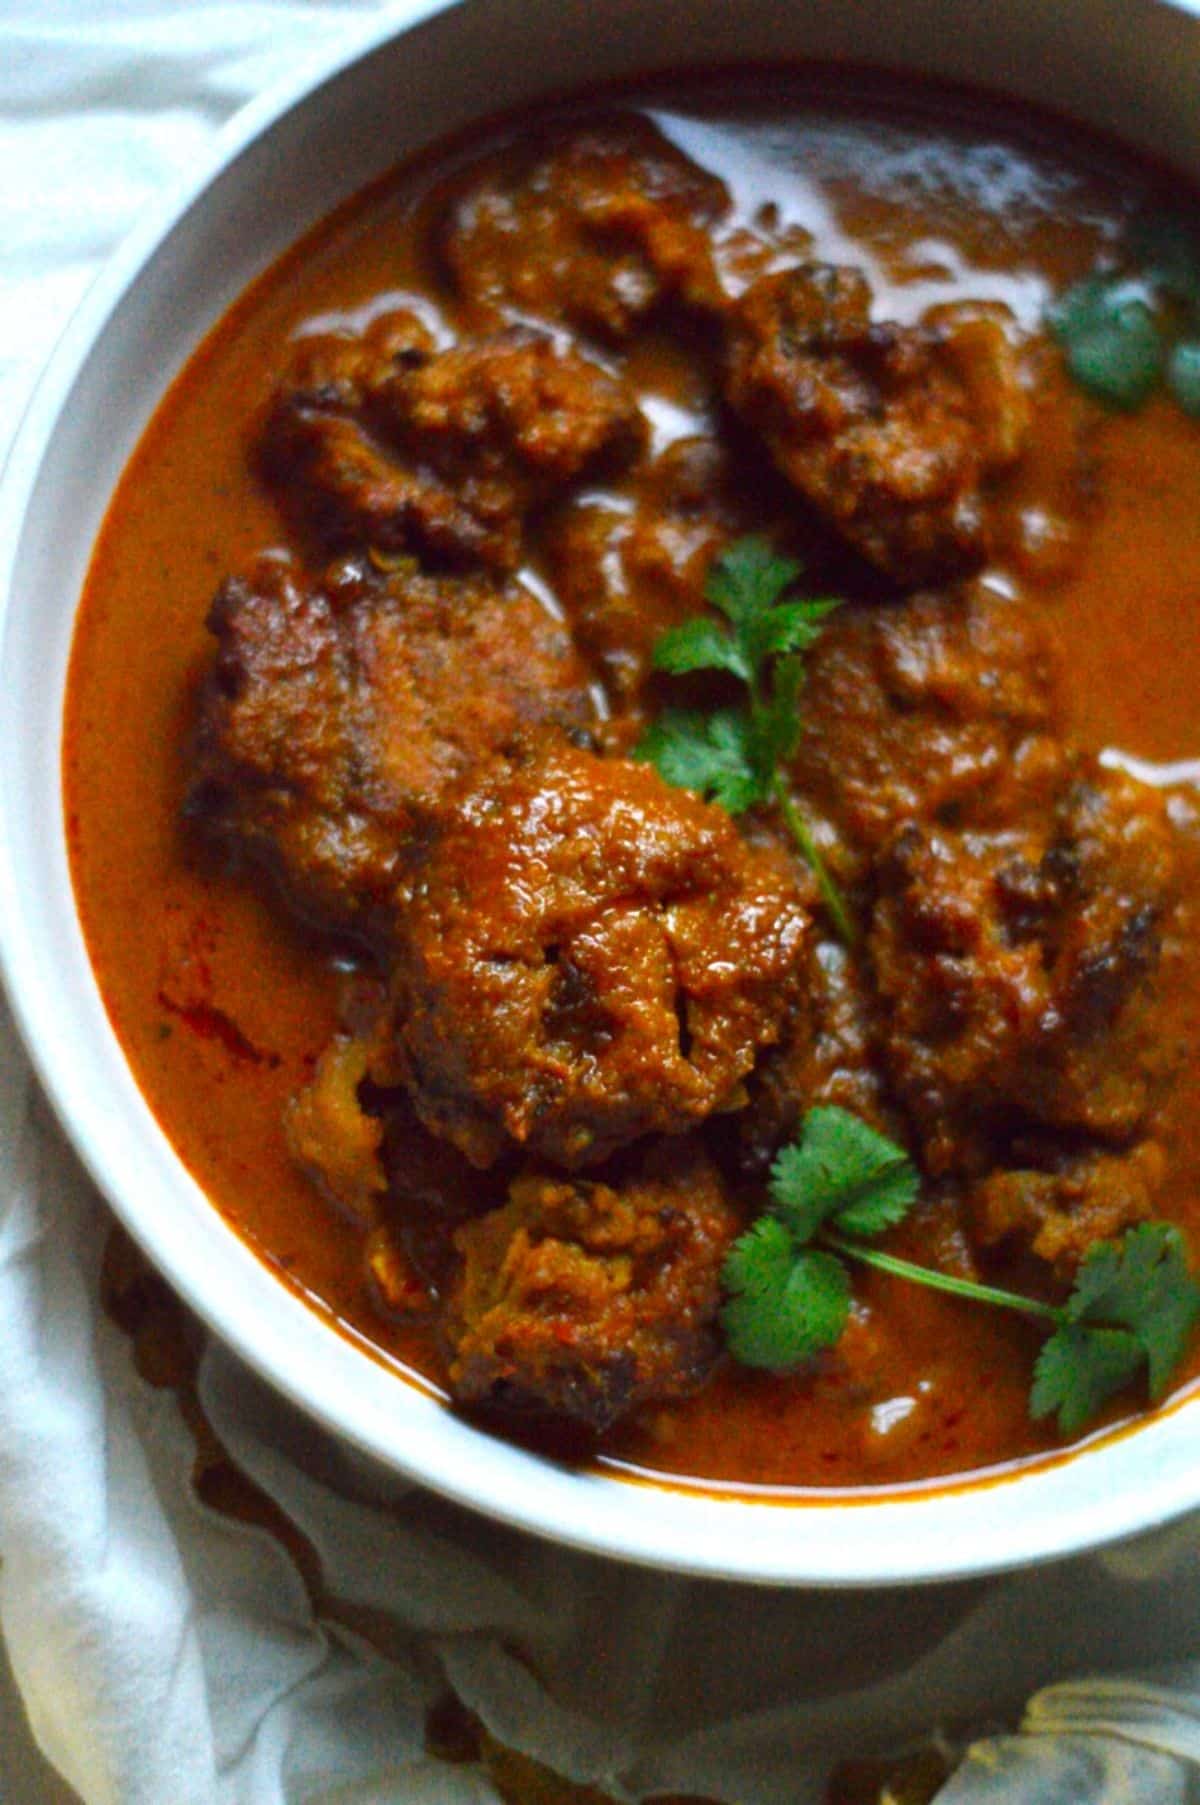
[263,313,646,568]
[391,734,810,1168]
[724,264,1030,582]
[966,1141,1165,1282]
[285,1027,388,1223]
[440,112,729,341]
[869,763,1182,1182]
[187,555,595,934]
[739,937,897,1174]
[790,586,1064,880]
[443,1139,739,1429]
[546,433,804,712]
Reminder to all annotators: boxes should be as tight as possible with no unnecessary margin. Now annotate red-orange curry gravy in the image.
[65,71,1200,1492]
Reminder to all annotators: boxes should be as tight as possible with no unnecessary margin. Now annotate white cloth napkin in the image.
[5,6,1200,1801]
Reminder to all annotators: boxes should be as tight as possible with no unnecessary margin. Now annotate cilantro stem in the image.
[821,1229,1064,1324]
[771,774,857,948]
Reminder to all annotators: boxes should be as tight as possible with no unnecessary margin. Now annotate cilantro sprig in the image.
[722,1109,914,1369]
[1030,1227,1200,1435]
[635,538,854,943]
[721,1106,1200,1438]
[1049,210,1200,415]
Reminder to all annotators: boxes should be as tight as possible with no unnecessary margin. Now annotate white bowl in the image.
[3,0,1200,1587]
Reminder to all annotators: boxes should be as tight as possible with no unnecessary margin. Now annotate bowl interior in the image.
[2,0,1200,1585]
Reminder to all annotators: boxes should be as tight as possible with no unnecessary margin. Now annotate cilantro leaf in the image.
[653,545,835,688]
[652,617,750,682]
[769,1106,919,1244]
[745,596,841,668]
[701,538,836,677]
[721,1218,850,1371]
[1029,1224,1200,1434]
[721,1111,918,1376]
[1048,275,1163,410]
[636,539,852,953]
[1051,214,1200,417]
[1065,1222,1200,1398]
[705,537,803,629]
[635,707,765,813]
[1168,340,1200,417]
[1030,1324,1145,1438]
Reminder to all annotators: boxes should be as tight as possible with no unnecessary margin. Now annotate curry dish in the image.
[65,72,1200,1491]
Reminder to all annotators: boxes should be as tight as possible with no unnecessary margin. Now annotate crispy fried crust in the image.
[870,763,1181,1178]
[187,555,595,934]
[724,265,1030,582]
[790,586,1064,882]
[391,734,810,1168]
[262,315,645,569]
[443,1139,740,1429]
[440,113,729,341]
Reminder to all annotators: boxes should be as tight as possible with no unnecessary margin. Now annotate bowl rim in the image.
[4,0,1200,1588]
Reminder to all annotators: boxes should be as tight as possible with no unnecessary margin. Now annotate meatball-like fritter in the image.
[724,265,1030,582]
[442,1140,739,1430]
[545,437,748,707]
[187,555,595,933]
[266,307,436,413]
[440,113,728,341]
[739,937,899,1174]
[285,1028,387,1223]
[791,587,1064,880]
[545,433,818,715]
[284,985,509,1306]
[263,313,645,569]
[377,1093,510,1300]
[869,763,1183,1179]
[391,735,810,1168]
[967,1141,1164,1281]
